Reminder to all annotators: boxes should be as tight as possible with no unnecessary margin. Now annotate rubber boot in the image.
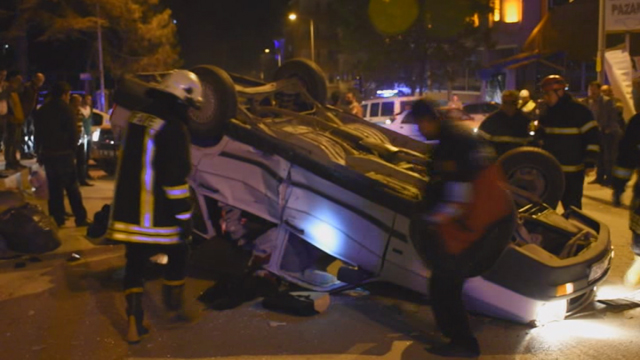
[125,291,149,344]
[624,255,640,288]
[162,283,195,323]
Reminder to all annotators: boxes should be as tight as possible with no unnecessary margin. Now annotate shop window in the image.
[503,0,522,23]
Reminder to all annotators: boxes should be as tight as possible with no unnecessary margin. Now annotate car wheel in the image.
[498,147,565,209]
[274,59,328,105]
[188,65,238,147]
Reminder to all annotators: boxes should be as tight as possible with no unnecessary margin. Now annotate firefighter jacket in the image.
[420,121,513,255]
[477,109,532,157]
[538,94,600,173]
[107,101,193,245]
[613,114,640,233]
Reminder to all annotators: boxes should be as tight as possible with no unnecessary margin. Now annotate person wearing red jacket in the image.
[411,98,515,358]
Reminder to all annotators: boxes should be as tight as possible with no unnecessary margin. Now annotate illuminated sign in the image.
[606,0,640,32]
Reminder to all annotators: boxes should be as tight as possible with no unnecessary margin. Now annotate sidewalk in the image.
[0,154,116,261]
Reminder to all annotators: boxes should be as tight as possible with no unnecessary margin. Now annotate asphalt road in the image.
[1,176,640,360]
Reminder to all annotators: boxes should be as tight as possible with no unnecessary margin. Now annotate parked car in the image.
[110,60,612,326]
[463,102,500,124]
[382,108,478,142]
[361,96,422,124]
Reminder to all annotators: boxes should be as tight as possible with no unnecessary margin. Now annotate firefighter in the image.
[106,70,202,344]
[612,114,640,288]
[537,75,600,211]
[410,98,515,358]
[477,90,532,157]
[518,89,538,121]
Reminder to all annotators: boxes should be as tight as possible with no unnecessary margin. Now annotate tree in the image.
[330,0,492,96]
[1,0,181,76]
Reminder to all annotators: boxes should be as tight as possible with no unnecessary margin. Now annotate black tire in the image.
[498,147,565,209]
[273,59,328,105]
[188,65,238,146]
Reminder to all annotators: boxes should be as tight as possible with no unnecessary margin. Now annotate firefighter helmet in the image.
[519,89,530,98]
[155,70,203,109]
[539,75,567,92]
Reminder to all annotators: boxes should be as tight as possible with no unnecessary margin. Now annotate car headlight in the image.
[91,129,101,142]
[473,128,478,133]
[535,300,567,326]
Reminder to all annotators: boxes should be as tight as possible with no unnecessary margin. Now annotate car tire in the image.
[498,147,565,209]
[273,59,328,105]
[188,65,238,147]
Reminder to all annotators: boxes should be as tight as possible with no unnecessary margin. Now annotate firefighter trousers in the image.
[561,171,585,211]
[124,242,189,292]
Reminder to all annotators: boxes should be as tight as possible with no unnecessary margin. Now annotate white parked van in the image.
[361,96,423,124]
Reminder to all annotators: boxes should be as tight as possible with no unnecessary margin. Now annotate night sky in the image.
[166,0,290,75]
[0,0,290,80]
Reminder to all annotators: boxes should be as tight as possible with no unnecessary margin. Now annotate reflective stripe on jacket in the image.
[421,122,513,255]
[612,115,640,233]
[539,94,600,172]
[107,103,193,245]
[477,109,532,157]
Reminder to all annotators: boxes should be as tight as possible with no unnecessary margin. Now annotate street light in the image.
[288,12,314,63]
[264,48,270,53]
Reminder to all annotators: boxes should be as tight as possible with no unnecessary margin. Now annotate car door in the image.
[397,111,425,141]
[281,165,396,274]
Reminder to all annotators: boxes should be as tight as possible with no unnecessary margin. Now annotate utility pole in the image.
[96,3,106,111]
[310,18,315,63]
[597,0,605,83]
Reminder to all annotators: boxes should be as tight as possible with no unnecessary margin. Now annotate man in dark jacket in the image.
[106,70,202,344]
[538,75,600,211]
[411,98,515,358]
[33,82,89,227]
[478,90,532,156]
[584,81,623,186]
[612,115,640,287]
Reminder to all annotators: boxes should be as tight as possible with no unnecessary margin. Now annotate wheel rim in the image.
[188,81,217,126]
[507,165,548,206]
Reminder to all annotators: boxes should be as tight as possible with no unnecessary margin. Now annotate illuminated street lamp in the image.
[288,12,314,63]
[264,48,270,53]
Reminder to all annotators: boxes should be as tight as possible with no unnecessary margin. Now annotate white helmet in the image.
[155,70,203,109]
[519,89,530,98]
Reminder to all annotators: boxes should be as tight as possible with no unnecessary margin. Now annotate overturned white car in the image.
[112,60,612,326]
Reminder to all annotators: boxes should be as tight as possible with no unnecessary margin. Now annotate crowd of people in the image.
[0,67,95,227]
[0,68,45,171]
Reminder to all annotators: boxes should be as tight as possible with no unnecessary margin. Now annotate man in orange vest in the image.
[410,98,515,358]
